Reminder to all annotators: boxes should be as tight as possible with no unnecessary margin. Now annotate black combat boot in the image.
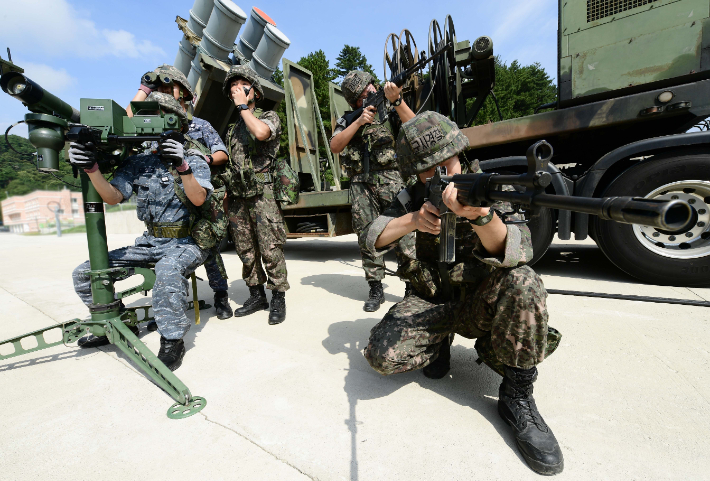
[363,280,385,312]
[234,285,269,317]
[213,290,233,319]
[422,334,452,379]
[157,337,186,371]
[268,291,286,325]
[498,366,564,475]
[77,324,140,348]
[146,320,158,332]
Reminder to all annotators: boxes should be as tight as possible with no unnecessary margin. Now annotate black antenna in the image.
[7,48,11,63]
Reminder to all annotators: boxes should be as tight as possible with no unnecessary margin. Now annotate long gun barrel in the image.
[426,140,693,262]
[0,71,80,122]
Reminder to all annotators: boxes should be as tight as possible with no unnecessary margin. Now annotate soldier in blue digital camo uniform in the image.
[69,92,213,371]
[223,65,289,325]
[330,70,417,312]
[128,64,234,320]
[360,111,564,475]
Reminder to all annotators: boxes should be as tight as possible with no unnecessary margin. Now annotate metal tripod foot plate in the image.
[167,396,207,419]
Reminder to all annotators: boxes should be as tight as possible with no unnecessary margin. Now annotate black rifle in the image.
[425,140,693,262]
[342,43,451,175]
[342,42,452,128]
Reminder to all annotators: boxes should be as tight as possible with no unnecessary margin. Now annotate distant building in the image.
[2,188,84,233]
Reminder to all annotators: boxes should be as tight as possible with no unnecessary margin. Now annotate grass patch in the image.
[22,225,87,235]
[60,225,87,234]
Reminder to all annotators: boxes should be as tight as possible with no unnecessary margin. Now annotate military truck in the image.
[457,0,710,287]
[176,0,709,287]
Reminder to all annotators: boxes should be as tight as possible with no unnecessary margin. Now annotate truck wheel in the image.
[591,153,710,286]
[527,207,554,266]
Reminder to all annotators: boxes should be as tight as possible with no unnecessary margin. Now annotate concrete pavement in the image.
[0,232,708,480]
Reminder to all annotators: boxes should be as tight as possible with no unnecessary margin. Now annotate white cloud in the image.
[102,29,166,59]
[0,0,165,59]
[21,63,77,93]
[492,0,554,46]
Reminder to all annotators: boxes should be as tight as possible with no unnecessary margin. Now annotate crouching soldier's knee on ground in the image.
[363,340,402,376]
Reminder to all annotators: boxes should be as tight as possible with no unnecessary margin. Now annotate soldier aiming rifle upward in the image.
[330,70,417,311]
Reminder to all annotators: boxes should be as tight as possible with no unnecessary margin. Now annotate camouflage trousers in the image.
[364,265,560,376]
[72,236,208,340]
[228,185,289,291]
[204,253,229,292]
[350,179,416,282]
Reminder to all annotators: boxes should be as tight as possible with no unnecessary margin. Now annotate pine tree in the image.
[334,45,381,85]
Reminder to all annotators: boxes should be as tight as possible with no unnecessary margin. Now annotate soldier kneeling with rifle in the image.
[68,92,213,371]
[360,111,564,475]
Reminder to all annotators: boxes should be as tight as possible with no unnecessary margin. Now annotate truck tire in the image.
[590,153,710,287]
[527,207,554,266]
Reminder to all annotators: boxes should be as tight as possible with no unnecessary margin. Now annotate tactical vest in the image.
[225,110,266,198]
[340,120,398,178]
[225,110,299,204]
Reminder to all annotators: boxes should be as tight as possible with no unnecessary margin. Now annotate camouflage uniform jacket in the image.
[110,152,213,245]
[187,117,228,155]
[227,110,280,173]
[331,114,401,185]
[359,162,533,300]
[186,116,229,190]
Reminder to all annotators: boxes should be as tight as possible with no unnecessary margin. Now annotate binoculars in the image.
[142,72,174,88]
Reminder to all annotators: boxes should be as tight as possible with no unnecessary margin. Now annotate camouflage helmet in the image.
[154,64,195,101]
[396,111,470,178]
[222,64,264,103]
[146,92,188,126]
[342,70,374,106]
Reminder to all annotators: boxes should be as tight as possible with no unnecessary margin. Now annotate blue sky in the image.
[0,0,558,137]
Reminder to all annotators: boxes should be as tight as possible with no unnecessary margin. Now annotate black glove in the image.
[159,138,185,168]
[68,142,97,170]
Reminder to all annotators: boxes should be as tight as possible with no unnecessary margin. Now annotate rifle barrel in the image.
[487,191,692,232]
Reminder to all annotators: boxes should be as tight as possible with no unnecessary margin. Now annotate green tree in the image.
[467,57,556,125]
[0,135,80,221]
[271,66,290,161]
[334,45,381,85]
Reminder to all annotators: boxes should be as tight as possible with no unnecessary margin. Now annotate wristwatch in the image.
[205,154,214,165]
[236,104,249,113]
[391,96,402,107]
[471,210,495,226]
[177,166,193,176]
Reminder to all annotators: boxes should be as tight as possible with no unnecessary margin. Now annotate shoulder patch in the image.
[397,188,413,213]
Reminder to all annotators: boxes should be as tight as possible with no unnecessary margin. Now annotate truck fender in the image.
[574,130,710,239]
[479,156,572,240]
